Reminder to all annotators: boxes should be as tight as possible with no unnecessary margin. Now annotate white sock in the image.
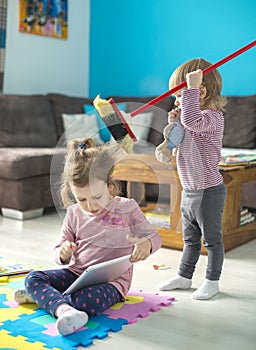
[158,275,192,291]
[14,289,35,304]
[192,279,219,300]
[55,304,88,336]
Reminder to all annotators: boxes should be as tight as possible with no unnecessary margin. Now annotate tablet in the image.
[63,254,132,295]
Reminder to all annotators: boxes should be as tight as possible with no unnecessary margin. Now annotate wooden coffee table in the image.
[113,153,256,253]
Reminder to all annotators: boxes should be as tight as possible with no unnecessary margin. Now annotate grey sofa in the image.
[0,92,175,219]
[0,92,255,219]
[0,93,93,219]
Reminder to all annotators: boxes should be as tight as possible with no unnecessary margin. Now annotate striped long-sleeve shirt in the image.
[177,88,224,190]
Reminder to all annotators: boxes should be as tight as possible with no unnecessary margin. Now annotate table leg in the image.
[126,181,146,206]
[170,180,182,232]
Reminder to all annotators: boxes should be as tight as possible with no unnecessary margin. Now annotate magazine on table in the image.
[219,153,256,166]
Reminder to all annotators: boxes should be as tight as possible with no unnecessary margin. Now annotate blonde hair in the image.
[60,138,122,208]
[169,58,226,110]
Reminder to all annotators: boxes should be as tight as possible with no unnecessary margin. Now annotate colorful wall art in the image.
[19,0,68,39]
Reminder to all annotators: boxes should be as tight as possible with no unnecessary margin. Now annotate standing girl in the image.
[15,138,162,335]
[158,59,226,300]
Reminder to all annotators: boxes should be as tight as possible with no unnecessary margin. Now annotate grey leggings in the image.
[178,182,226,281]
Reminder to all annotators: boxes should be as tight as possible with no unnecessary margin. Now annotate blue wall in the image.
[89,0,256,98]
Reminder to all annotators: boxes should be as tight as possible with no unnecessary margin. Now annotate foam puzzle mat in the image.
[0,276,175,349]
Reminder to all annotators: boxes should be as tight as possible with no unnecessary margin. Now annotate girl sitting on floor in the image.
[14,138,161,336]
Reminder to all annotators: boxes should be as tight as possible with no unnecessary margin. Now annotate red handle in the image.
[109,98,137,141]
[130,40,256,117]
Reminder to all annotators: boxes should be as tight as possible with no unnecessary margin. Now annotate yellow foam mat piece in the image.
[0,304,37,324]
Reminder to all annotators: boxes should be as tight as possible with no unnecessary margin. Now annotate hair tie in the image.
[78,141,86,150]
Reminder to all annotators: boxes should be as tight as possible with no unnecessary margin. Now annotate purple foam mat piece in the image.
[103,288,175,324]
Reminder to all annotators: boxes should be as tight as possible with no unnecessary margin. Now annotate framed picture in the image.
[19,0,68,39]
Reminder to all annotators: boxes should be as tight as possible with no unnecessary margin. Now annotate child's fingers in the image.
[126,235,151,262]
[168,109,178,116]
[62,241,71,250]
[168,109,180,123]
[168,116,177,123]
[130,248,150,263]
[62,241,77,253]
[59,241,77,263]
[70,242,77,251]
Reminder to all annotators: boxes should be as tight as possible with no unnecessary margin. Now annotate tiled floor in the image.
[1,208,256,350]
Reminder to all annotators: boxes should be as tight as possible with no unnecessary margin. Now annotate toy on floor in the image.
[153,264,171,270]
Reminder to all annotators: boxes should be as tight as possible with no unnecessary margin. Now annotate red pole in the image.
[130,40,256,117]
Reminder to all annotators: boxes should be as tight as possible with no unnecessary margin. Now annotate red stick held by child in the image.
[93,40,256,145]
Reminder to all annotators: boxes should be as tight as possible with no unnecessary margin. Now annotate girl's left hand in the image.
[126,235,152,262]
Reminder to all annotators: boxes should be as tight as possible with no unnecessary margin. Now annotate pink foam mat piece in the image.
[103,289,175,324]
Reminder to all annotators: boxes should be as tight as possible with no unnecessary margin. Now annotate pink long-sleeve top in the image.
[53,196,162,299]
[177,88,224,190]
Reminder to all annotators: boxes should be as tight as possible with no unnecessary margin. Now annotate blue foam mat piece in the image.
[0,307,128,349]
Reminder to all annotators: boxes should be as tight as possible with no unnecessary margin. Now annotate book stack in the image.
[219,153,256,166]
[240,208,255,226]
[145,212,170,229]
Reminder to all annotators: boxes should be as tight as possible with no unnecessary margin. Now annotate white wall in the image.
[3,0,90,97]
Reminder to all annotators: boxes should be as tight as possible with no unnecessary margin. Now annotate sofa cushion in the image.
[105,96,175,146]
[47,93,94,140]
[0,147,65,180]
[0,94,58,147]
[84,103,127,143]
[61,113,104,145]
[123,111,154,141]
[223,95,256,149]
